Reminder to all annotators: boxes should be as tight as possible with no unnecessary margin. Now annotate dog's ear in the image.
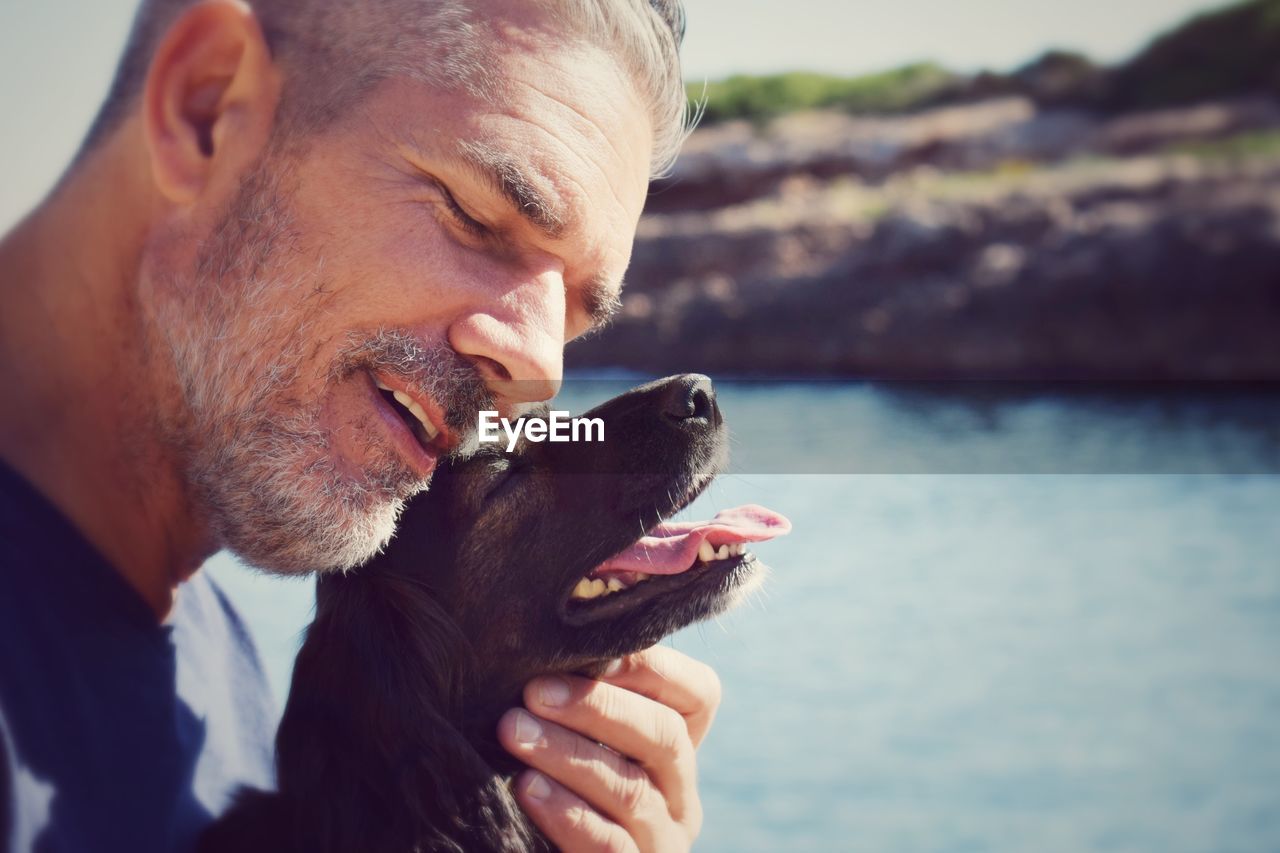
[271,573,536,851]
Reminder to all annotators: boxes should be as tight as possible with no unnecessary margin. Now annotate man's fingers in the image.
[513,769,641,853]
[597,646,722,746]
[517,675,699,825]
[498,708,675,847]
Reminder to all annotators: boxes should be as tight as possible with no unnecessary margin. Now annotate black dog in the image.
[200,374,790,852]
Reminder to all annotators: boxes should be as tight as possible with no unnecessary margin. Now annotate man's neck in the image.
[0,138,216,619]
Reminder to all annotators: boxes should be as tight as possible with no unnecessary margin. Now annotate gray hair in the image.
[83,0,690,176]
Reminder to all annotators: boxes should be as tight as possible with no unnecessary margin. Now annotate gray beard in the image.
[152,153,489,575]
[180,339,422,576]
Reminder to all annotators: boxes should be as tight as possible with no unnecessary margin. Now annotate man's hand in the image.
[497,646,721,852]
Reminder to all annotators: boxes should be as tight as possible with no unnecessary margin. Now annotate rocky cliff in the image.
[566,97,1280,378]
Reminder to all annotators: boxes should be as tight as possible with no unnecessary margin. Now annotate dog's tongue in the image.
[593,504,792,576]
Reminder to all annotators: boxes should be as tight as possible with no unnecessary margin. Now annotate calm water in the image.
[207,381,1280,852]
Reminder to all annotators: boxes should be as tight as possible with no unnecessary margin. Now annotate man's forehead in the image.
[378,92,630,331]
[373,21,653,211]
[360,33,651,325]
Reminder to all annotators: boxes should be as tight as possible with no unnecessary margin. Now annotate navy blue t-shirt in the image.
[0,462,277,852]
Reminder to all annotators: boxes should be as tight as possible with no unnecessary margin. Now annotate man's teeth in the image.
[569,542,750,601]
[375,380,441,442]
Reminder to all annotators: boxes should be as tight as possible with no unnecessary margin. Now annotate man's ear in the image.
[143,0,282,204]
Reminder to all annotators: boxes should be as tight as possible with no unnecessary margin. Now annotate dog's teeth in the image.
[571,577,607,600]
[698,540,715,563]
[730,543,746,557]
[716,544,730,560]
[571,575,634,602]
[375,379,391,391]
[635,572,651,583]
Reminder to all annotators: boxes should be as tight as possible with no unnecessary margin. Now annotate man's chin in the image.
[217,472,431,577]
[228,496,405,576]
[189,394,434,577]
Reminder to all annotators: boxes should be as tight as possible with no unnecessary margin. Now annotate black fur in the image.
[201,374,756,852]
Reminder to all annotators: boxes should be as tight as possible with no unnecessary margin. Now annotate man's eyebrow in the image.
[582,275,623,331]
[454,140,569,239]
[444,140,617,330]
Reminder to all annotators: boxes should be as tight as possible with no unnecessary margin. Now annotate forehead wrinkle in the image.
[454,139,569,239]
[494,118,632,282]
[506,74,641,226]
[514,51,643,193]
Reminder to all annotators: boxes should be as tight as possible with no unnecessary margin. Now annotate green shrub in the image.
[685,0,1280,124]
[1167,129,1280,159]
[1107,0,1280,109]
[690,63,959,124]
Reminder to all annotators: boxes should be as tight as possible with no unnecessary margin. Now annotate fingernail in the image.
[536,676,571,707]
[602,658,624,677]
[513,710,543,744]
[525,772,551,801]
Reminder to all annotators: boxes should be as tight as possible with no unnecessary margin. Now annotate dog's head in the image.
[264,375,791,850]
[358,373,790,699]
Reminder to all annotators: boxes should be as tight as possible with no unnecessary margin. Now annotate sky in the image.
[1,0,1216,229]
[679,0,1214,81]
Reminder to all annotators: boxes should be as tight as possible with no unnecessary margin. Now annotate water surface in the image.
[208,381,1280,852]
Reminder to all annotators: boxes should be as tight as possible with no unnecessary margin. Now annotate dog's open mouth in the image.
[562,504,791,623]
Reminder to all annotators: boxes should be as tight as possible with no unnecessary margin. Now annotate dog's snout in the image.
[661,374,718,424]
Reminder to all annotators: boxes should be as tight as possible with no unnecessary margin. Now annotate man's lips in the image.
[370,372,456,452]
[367,374,443,477]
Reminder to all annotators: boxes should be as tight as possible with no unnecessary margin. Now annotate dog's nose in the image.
[661,374,717,423]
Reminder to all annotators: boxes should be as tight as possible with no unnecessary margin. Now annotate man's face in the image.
[149,34,653,574]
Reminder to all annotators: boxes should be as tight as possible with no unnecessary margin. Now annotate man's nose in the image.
[449,282,564,405]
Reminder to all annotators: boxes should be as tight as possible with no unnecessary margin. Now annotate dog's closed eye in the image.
[484,457,531,503]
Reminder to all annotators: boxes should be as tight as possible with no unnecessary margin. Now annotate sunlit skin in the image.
[289,56,652,453]
[0,1,717,849]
